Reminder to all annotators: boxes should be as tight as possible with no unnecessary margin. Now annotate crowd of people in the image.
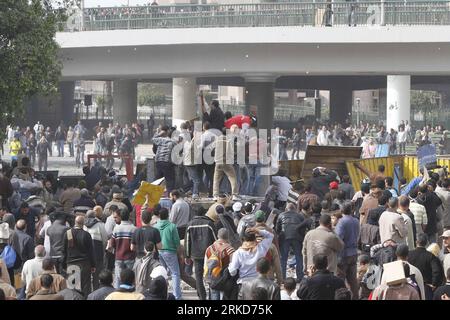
[4,120,144,171]
[0,94,449,301]
[275,121,450,160]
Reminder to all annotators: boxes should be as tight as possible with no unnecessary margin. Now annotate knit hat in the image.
[255,210,266,223]
[329,181,339,190]
[0,222,10,243]
[232,202,242,212]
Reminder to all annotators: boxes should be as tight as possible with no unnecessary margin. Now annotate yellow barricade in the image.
[346,157,395,191]
[347,155,450,191]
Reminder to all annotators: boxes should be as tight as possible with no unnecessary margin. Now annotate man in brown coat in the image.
[302,214,344,275]
[59,182,81,214]
[359,183,383,225]
[26,258,66,299]
[29,274,63,300]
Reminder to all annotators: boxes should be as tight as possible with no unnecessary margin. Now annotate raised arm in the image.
[353,162,371,178]
[199,90,207,114]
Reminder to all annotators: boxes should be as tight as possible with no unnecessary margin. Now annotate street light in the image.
[355,98,361,126]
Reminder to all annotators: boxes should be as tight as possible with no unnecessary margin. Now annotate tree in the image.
[0,0,75,142]
[411,90,440,126]
[138,83,166,107]
[95,95,105,117]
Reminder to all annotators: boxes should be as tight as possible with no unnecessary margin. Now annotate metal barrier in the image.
[72,1,450,31]
[347,154,450,190]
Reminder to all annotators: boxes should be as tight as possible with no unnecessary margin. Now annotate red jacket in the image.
[224,115,251,129]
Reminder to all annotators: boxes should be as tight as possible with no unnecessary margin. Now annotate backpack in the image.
[0,245,17,269]
[204,243,224,288]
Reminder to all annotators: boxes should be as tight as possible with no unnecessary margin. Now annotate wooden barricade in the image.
[301,145,362,183]
[279,159,304,182]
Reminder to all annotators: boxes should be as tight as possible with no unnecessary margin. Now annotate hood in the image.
[156,220,171,230]
[85,217,99,228]
[147,276,167,299]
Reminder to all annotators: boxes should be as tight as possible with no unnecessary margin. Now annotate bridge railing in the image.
[66,1,450,31]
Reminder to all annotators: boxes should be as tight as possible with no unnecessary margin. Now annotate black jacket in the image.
[310,170,338,200]
[408,247,445,287]
[202,107,225,131]
[417,191,442,234]
[62,227,96,268]
[185,216,217,259]
[367,206,386,226]
[13,207,39,239]
[239,275,281,300]
[73,195,96,213]
[47,220,70,257]
[276,210,305,242]
[297,270,346,300]
[11,229,35,264]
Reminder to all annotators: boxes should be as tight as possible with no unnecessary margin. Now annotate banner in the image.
[375,144,389,157]
[417,144,437,169]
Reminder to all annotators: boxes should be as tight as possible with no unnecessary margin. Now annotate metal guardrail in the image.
[64,1,450,31]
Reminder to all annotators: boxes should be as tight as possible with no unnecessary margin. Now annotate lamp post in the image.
[356,97,361,126]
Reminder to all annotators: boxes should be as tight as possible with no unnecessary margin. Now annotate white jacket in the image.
[317,130,330,146]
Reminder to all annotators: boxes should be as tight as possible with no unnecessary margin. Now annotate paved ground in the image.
[1,142,308,177]
[1,142,156,176]
[1,141,418,177]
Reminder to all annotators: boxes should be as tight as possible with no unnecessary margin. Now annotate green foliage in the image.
[138,83,166,107]
[411,90,440,125]
[95,95,105,108]
[0,0,75,142]
[411,90,439,112]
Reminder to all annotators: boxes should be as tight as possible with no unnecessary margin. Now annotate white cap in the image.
[150,265,168,280]
[440,230,450,238]
[232,202,242,212]
[0,222,10,244]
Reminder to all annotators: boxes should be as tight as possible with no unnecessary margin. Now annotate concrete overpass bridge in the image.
[44,1,450,130]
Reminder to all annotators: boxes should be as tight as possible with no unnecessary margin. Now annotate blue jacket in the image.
[335,215,360,258]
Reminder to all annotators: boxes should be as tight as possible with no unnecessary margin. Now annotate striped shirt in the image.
[409,201,428,229]
[111,221,136,261]
[287,189,300,205]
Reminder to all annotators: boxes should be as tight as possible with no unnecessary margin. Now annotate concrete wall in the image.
[57,26,450,81]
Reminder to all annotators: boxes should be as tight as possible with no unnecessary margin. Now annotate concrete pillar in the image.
[244,75,276,196]
[330,88,353,126]
[59,81,75,126]
[386,75,410,131]
[288,89,298,105]
[245,78,275,130]
[113,80,137,126]
[172,77,197,128]
[105,81,113,117]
